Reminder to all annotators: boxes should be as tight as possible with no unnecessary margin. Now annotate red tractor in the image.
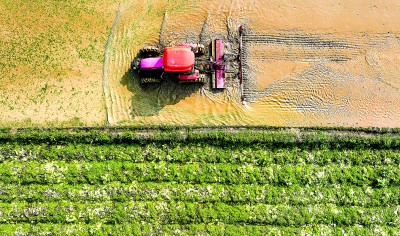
[131,26,246,89]
[131,40,227,89]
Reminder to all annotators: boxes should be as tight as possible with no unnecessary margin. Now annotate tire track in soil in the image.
[104,0,211,125]
[240,31,400,126]
[102,4,123,126]
[103,0,157,125]
[104,1,400,127]
[102,0,255,125]
[241,32,394,102]
[107,28,126,124]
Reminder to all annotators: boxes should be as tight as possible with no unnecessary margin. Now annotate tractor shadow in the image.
[120,65,206,118]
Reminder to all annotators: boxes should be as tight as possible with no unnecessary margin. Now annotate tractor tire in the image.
[178,74,205,83]
[131,58,140,71]
[196,74,206,83]
[196,44,205,55]
[140,46,160,57]
[140,77,161,84]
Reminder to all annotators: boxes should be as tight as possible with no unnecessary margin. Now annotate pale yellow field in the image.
[1,0,400,127]
[0,0,119,126]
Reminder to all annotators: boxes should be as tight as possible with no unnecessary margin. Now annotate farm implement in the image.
[131,26,245,90]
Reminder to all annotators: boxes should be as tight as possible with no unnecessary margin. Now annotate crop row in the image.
[0,182,399,207]
[1,223,399,236]
[0,128,399,149]
[0,201,399,226]
[0,161,399,187]
[1,143,400,166]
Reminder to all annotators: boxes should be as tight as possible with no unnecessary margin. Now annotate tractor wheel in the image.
[140,77,161,84]
[131,58,140,71]
[196,74,206,83]
[179,74,205,83]
[196,44,205,55]
[140,46,160,57]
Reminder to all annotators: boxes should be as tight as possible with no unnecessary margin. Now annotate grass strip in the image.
[0,182,399,207]
[0,201,399,226]
[1,143,400,166]
[0,161,399,187]
[0,223,398,236]
[0,128,399,149]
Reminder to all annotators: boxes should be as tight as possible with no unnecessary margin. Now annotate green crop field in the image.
[0,127,399,235]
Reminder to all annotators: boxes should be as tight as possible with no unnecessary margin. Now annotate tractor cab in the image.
[163,46,195,73]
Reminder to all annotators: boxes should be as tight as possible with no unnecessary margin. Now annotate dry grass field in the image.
[0,0,119,126]
[1,0,400,127]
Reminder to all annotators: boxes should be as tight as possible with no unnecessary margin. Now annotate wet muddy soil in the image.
[103,0,400,127]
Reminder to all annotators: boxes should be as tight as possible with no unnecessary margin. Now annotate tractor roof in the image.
[163,46,194,73]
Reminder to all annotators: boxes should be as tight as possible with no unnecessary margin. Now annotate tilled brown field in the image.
[1,0,400,127]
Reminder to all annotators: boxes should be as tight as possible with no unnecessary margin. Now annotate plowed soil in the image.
[1,0,400,127]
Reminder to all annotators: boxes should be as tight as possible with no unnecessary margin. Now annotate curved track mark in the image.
[102,4,123,126]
